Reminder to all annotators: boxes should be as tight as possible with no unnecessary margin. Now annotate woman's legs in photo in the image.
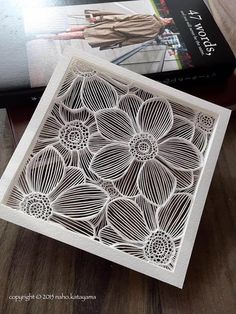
[37,31,85,40]
[36,24,89,40]
[67,25,87,32]
[50,31,85,40]
[160,17,174,26]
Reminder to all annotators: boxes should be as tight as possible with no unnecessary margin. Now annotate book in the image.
[0,0,235,98]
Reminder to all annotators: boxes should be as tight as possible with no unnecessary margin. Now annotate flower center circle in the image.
[196,112,215,133]
[144,230,175,265]
[20,193,52,220]
[129,133,158,161]
[72,62,96,77]
[59,121,89,151]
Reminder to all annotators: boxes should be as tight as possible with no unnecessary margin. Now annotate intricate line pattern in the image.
[5,58,217,272]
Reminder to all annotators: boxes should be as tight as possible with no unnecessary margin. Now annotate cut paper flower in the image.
[195,112,215,134]
[35,103,99,181]
[191,112,216,153]
[99,193,192,270]
[7,147,108,236]
[56,61,118,111]
[183,171,200,195]
[88,179,122,237]
[131,86,156,101]
[170,101,215,153]
[0,54,229,288]
[90,97,203,206]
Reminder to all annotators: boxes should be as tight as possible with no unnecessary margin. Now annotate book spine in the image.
[0,88,44,108]
[146,62,235,86]
[0,62,235,108]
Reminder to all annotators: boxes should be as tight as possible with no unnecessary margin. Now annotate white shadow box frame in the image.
[0,50,231,288]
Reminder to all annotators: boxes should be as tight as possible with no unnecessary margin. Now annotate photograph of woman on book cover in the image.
[38,10,174,50]
[23,0,192,88]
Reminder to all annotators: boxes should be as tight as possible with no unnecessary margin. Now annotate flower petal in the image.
[90,144,133,180]
[137,97,173,140]
[118,94,142,132]
[39,115,61,140]
[157,193,192,239]
[51,103,65,126]
[170,100,196,121]
[70,151,79,167]
[174,238,181,248]
[138,159,176,206]
[192,127,208,152]
[183,174,199,194]
[61,76,84,109]
[161,115,195,141]
[26,147,65,194]
[160,257,176,271]
[90,208,107,236]
[106,198,150,242]
[134,88,154,101]
[59,104,90,123]
[50,213,95,237]
[169,167,193,191]
[88,123,98,135]
[53,142,72,165]
[82,75,118,111]
[98,72,129,96]
[113,243,145,259]
[114,160,142,196]
[78,147,99,182]
[96,108,135,142]
[49,166,84,202]
[88,132,112,153]
[57,71,76,97]
[51,183,108,220]
[84,114,95,128]
[90,207,106,227]
[33,138,58,153]
[6,186,24,210]
[99,225,124,245]
[136,196,158,231]
[158,137,203,171]
[17,166,31,194]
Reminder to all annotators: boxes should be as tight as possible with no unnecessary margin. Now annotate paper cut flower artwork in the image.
[90,97,203,206]
[35,103,99,181]
[2,56,224,284]
[99,193,192,270]
[7,146,108,237]
[170,101,215,153]
[57,61,119,111]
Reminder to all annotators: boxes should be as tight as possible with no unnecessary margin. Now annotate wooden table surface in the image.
[208,0,236,57]
[0,102,235,313]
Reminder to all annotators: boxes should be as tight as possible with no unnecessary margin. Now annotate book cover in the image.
[0,0,235,95]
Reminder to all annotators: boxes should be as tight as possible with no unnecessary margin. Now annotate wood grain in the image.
[0,109,14,173]
[208,0,236,57]
[0,112,235,313]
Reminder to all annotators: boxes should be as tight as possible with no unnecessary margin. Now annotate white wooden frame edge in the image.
[0,50,231,288]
